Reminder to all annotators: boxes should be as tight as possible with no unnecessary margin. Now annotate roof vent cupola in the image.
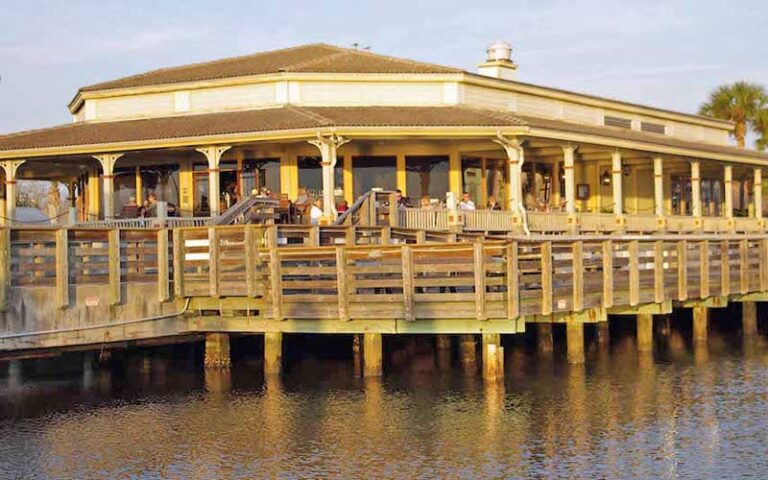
[477,41,518,81]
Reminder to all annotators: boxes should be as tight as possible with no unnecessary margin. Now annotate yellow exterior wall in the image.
[179,159,194,217]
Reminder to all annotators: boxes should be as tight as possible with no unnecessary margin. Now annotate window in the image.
[406,156,449,201]
[353,156,396,198]
[641,122,666,134]
[604,115,632,129]
[297,156,343,201]
[242,158,280,195]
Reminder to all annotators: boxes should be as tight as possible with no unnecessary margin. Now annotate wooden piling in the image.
[636,313,653,352]
[436,334,452,371]
[55,228,69,309]
[596,321,610,350]
[692,306,708,344]
[536,323,554,356]
[156,229,169,302]
[363,333,383,377]
[566,321,585,364]
[459,334,477,373]
[204,333,231,369]
[482,333,504,382]
[353,334,362,376]
[264,332,283,375]
[742,301,758,338]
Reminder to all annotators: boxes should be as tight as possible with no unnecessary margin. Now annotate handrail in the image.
[335,192,372,225]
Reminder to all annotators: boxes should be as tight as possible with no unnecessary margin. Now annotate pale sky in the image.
[1,0,767,136]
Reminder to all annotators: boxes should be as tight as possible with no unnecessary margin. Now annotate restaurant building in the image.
[1,41,766,232]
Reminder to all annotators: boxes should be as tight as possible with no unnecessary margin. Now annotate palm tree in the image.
[755,109,768,151]
[699,81,767,148]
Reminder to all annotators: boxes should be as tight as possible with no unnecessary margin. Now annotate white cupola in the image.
[477,41,518,81]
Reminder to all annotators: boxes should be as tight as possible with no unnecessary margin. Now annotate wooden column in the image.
[724,165,733,218]
[157,229,169,302]
[637,314,653,352]
[459,334,477,373]
[352,334,363,377]
[691,160,702,218]
[308,135,349,221]
[3,160,25,225]
[396,153,407,195]
[172,229,185,297]
[611,150,623,215]
[108,229,121,305]
[754,167,763,219]
[94,153,122,220]
[596,321,610,350]
[208,227,219,298]
[742,301,758,338]
[566,321,585,364]
[692,306,708,344]
[0,228,9,311]
[55,228,69,309]
[436,335,452,370]
[264,332,283,376]
[401,245,415,322]
[204,333,231,369]
[653,156,664,217]
[473,243,487,320]
[536,323,553,356]
[363,332,383,377]
[448,151,462,196]
[482,333,504,382]
[563,145,576,214]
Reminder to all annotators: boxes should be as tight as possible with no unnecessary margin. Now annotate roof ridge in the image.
[280,50,349,72]
[290,105,336,126]
[79,43,336,92]
[316,45,463,72]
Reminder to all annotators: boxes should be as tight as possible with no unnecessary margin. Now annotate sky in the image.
[1,0,767,139]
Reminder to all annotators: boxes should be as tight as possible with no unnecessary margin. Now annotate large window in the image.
[353,156,396,198]
[522,163,553,210]
[406,156,448,201]
[242,158,280,195]
[141,165,180,208]
[298,156,343,201]
[114,167,137,217]
[461,157,483,206]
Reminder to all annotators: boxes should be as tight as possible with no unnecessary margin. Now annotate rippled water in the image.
[1,331,767,479]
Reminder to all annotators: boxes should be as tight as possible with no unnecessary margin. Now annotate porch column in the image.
[493,135,525,223]
[611,150,623,215]
[691,160,702,218]
[309,134,350,221]
[87,166,100,219]
[653,156,664,217]
[1,160,25,225]
[196,146,231,216]
[562,145,576,214]
[724,165,733,218]
[754,167,762,219]
[93,153,123,220]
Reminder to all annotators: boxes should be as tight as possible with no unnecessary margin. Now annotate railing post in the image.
[401,245,415,322]
[172,229,185,297]
[55,228,69,309]
[602,240,614,309]
[108,229,121,305]
[628,240,640,306]
[380,226,391,245]
[700,240,710,298]
[0,228,9,311]
[208,227,219,298]
[739,239,749,294]
[416,230,426,244]
[506,242,519,319]
[245,225,261,297]
[309,226,320,246]
[572,241,584,312]
[269,248,283,321]
[654,241,665,303]
[157,228,169,302]
[345,226,356,246]
[336,246,350,321]
[760,239,768,292]
[388,192,399,227]
[540,241,553,315]
[720,240,731,297]
[677,240,688,301]
[474,243,487,321]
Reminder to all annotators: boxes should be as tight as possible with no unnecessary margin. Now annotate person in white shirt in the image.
[458,192,476,211]
[310,198,323,225]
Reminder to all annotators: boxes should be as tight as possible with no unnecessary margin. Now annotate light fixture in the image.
[601,170,611,186]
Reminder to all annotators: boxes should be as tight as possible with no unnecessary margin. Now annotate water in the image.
[1,331,767,479]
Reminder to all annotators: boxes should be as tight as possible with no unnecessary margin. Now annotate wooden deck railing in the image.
[4,225,768,325]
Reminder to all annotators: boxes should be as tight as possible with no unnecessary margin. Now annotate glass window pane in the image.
[353,156,396,198]
[243,158,280,195]
[406,155,448,201]
[114,167,137,217]
[461,157,483,206]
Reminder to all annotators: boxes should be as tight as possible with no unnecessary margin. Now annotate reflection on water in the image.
[1,331,768,479]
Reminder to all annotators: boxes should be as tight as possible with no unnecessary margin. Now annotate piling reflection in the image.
[0,329,766,478]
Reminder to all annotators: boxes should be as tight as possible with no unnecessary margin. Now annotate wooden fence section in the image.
[4,225,768,325]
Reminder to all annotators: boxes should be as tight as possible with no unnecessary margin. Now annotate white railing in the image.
[76,217,214,229]
[398,209,449,230]
[731,216,763,233]
[666,216,701,233]
[624,214,659,233]
[579,213,620,233]
[464,210,519,232]
[526,212,571,233]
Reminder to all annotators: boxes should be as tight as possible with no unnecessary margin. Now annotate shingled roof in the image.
[0,105,764,162]
[0,106,524,152]
[79,44,461,93]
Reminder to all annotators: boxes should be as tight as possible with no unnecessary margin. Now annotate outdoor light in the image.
[601,170,612,185]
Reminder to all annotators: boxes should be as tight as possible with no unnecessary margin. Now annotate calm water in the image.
[1,330,767,479]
